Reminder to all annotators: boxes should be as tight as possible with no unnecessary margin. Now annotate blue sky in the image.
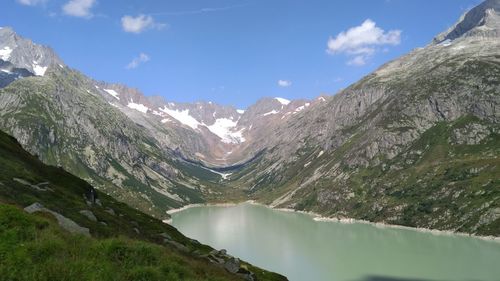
[2,0,482,108]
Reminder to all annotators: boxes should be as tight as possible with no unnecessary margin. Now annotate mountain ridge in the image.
[0,0,498,235]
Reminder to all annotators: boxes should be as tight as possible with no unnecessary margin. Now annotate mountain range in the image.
[0,0,499,236]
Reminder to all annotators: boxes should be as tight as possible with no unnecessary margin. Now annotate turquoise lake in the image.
[171,203,500,281]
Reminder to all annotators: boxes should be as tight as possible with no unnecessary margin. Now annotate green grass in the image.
[0,129,287,281]
[0,204,235,281]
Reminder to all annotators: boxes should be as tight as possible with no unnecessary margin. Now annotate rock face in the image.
[433,0,500,43]
[227,0,500,235]
[0,27,63,76]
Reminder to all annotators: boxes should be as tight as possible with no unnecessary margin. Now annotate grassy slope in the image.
[0,130,286,281]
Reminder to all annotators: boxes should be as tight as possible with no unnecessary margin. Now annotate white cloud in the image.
[278,80,292,87]
[62,0,96,18]
[17,0,46,6]
[347,56,367,66]
[126,53,150,69]
[121,14,167,34]
[327,19,401,66]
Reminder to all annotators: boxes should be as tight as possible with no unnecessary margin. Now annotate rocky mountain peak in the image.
[433,0,500,44]
[0,27,64,76]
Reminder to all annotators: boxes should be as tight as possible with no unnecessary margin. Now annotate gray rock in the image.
[159,232,172,240]
[450,123,490,145]
[13,178,52,191]
[79,210,97,222]
[24,202,45,213]
[224,257,240,274]
[24,202,90,237]
[167,240,189,253]
[105,208,116,216]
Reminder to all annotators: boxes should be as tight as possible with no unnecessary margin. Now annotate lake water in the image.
[171,203,500,281]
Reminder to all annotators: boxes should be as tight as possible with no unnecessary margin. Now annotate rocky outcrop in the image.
[0,27,63,75]
[25,202,90,237]
[450,123,491,145]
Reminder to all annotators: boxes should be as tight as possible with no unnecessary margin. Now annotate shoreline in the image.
[165,200,500,243]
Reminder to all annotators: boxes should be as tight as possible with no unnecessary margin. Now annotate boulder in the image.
[24,202,90,237]
[79,210,97,222]
[105,208,116,216]
[159,232,172,240]
[224,257,240,274]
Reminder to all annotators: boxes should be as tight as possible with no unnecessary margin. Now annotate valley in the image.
[0,0,499,280]
[2,0,499,237]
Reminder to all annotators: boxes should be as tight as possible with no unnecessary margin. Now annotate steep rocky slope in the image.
[0,129,287,281]
[230,0,500,236]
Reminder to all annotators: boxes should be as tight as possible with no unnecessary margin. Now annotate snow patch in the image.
[199,165,233,180]
[127,101,149,113]
[263,110,279,116]
[317,150,324,157]
[206,118,245,144]
[318,97,326,102]
[236,109,245,114]
[161,118,171,123]
[294,103,310,113]
[295,106,305,112]
[275,97,290,105]
[32,61,47,76]
[0,68,12,74]
[439,39,453,47]
[103,89,120,100]
[0,46,12,60]
[160,108,201,129]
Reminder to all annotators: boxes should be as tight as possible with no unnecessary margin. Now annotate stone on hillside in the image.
[79,210,97,222]
[24,202,90,237]
[224,257,240,273]
[24,202,45,213]
[105,208,116,216]
[159,232,172,240]
[167,240,189,253]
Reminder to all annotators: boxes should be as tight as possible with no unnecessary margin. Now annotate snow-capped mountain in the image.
[90,80,323,166]
[0,27,63,77]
